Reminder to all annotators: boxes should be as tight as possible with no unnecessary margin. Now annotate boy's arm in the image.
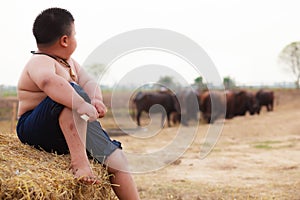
[28,56,99,121]
[74,60,107,118]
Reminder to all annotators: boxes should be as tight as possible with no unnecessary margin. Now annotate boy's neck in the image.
[37,43,69,60]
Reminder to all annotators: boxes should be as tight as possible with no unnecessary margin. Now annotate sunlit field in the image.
[0,89,299,199]
[100,89,300,199]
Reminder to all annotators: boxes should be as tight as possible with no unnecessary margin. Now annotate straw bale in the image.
[0,131,117,200]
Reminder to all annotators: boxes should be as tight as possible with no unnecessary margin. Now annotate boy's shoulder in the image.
[25,54,57,70]
[28,54,56,64]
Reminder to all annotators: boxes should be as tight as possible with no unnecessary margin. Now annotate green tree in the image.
[193,76,207,90]
[223,76,235,89]
[278,41,300,89]
[157,76,177,90]
[194,76,203,85]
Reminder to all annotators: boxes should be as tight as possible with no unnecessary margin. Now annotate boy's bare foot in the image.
[76,175,101,185]
[70,166,101,185]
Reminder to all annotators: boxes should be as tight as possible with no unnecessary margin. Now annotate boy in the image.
[16,7,140,200]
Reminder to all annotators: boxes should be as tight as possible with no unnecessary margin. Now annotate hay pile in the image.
[0,131,117,200]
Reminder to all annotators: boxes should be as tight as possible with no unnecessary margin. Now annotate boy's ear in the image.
[60,35,68,47]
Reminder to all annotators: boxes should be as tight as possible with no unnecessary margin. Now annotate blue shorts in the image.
[16,83,121,163]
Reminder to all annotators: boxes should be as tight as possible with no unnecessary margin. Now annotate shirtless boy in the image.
[16,7,140,200]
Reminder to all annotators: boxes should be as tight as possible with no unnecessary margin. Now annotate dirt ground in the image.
[1,89,298,199]
[101,89,300,200]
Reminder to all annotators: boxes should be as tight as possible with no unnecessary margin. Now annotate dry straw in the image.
[0,131,117,200]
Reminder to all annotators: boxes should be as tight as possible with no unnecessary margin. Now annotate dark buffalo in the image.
[199,90,258,123]
[176,89,200,126]
[133,91,180,127]
[226,90,258,118]
[199,90,226,123]
[255,89,274,114]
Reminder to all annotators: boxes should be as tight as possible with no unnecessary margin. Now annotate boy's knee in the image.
[59,108,71,124]
[58,108,80,131]
[107,149,128,163]
[105,149,130,172]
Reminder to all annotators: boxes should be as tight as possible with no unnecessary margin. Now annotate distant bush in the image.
[0,85,17,97]
[0,98,18,121]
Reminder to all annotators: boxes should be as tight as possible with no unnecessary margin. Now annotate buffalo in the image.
[132,91,180,127]
[255,89,274,114]
[199,90,258,123]
[176,89,200,126]
[226,90,258,117]
[199,90,226,123]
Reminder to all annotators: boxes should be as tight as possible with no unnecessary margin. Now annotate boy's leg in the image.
[59,107,99,184]
[70,83,139,196]
[105,149,140,200]
[85,121,140,198]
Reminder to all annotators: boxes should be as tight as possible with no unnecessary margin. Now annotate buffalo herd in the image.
[132,89,275,127]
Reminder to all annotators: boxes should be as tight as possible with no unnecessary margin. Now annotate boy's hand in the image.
[91,99,107,118]
[77,102,99,121]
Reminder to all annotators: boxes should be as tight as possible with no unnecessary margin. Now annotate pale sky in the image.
[1,0,300,86]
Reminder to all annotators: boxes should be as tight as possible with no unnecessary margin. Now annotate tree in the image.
[223,76,236,89]
[193,76,207,90]
[194,76,203,86]
[278,41,300,89]
[157,76,177,90]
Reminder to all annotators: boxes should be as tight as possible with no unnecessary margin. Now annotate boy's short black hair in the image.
[33,7,74,45]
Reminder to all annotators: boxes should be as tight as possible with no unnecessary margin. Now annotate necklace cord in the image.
[31,51,76,81]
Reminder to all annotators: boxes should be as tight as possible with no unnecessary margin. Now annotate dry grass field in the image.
[101,89,300,200]
[0,89,299,199]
